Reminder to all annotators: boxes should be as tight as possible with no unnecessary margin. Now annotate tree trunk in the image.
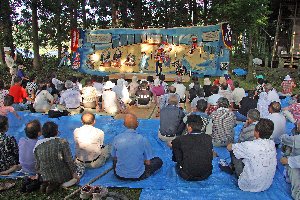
[70,0,78,30]
[133,0,142,28]
[246,33,254,81]
[120,1,128,27]
[203,0,208,25]
[111,0,117,27]
[81,0,87,29]
[31,0,40,69]
[56,0,62,59]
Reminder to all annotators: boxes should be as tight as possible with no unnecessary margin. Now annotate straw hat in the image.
[219,77,226,85]
[4,47,11,52]
[154,78,161,87]
[103,81,115,89]
[284,75,292,81]
[203,78,211,86]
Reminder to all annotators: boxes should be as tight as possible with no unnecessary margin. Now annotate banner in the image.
[71,29,79,52]
[202,31,219,42]
[222,23,232,49]
[87,34,112,44]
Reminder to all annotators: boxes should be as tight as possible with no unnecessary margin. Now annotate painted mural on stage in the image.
[71,23,232,77]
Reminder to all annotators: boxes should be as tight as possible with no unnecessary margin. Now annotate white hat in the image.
[4,47,11,52]
[103,81,115,89]
[154,78,161,86]
[203,78,211,86]
[284,75,292,81]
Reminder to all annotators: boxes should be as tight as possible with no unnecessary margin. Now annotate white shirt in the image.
[207,94,222,105]
[232,87,246,105]
[60,88,82,109]
[288,155,300,169]
[267,89,280,104]
[81,86,98,103]
[172,83,186,99]
[5,54,15,74]
[74,125,104,161]
[93,82,104,97]
[33,90,54,112]
[102,90,118,114]
[52,78,63,89]
[232,139,277,192]
[267,113,286,144]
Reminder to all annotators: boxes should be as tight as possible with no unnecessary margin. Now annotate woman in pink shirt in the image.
[0,95,21,119]
[151,78,165,104]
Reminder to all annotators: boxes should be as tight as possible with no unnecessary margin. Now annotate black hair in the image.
[269,101,281,113]
[297,95,300,103]
[255,118,274,139]
[217,97,229,108]
[0,116,8,133]
[257,78,264,85]
[210,85,219,94]
[221,83,228,90]
[0,80,5,90]
[247,90,255,98]
[14,77,22,83]
[4,95,14,106]
[147,76,154,83]
[196,99,208,112]
[140,81,148,89]
[186,115,204,133]
[29,74,36,82]
[25,120,41,139]
[196,87,204,97]
[191,76,198,83]
[159,74,165,81]
[97,76,103,83]
[70,76,78,83]
[42,121,59,138]
[169,86,176,93]
[85,78,93,86]
[103,76,109,82]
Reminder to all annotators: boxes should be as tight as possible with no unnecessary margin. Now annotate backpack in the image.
[48,109,70,118]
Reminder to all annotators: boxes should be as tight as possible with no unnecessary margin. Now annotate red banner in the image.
[221,23,232,50]
[71,29,79,52]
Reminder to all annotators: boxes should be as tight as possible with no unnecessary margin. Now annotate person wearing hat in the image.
[172,76,187,104]
[279,75,296,96]
[101,81,120,115]
[4,47,17,86]
[59,80,82,114]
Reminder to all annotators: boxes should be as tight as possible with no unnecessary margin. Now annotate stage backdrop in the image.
[71,23,232,77]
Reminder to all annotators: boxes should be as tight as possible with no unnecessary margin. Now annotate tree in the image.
[31,0,40,69]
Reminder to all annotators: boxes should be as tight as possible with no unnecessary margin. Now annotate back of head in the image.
[147,76,154,83]
[65,80,73,89]
[98,76,103,83]
[257,78,264,85]
[247,109,260,121]
[81,113,95,125]
[140,81,148,89]
[196,99,208,112]
[247,90,255,98]
[210,85,219,94]
[103,76,109,82]
[217,97,229,108]
[124,114,138,129]
[255,118,274,139]
[265,83,273,91]
[221,83,228,90]
[85,78,93,86]
[186,115,204,133]
[70,76,78,83]
[168,94,179,105]
[42,121,58,138]
[297,95,300,103]
[25,120,41,139]
[14,77,22,84]
[132,75,138,83]
[196,87,204,97]
[269,101,281,113]
[29,74,36,82]
[168,86,176,93]
[159,74,165,81]
[191,76,198,83]
[4,95,14,106]
[0,116,8,133]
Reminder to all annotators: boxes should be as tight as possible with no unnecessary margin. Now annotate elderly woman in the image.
[81,79,98,109]
[210,97,236,146]
[33,80,54,113]
[34,122,80,194]
[128,76,139,98]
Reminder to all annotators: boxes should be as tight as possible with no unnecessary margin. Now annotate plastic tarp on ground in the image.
[2,110,295,200]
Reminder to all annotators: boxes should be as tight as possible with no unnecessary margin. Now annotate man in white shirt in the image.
[171,76,186,103]
[231,81,246,107]
[4,47,17,86]
[264,83,280,104]
[267,101,286,145]
[59,80,82,114]
[74,113,110,168]
[224,118,277,192]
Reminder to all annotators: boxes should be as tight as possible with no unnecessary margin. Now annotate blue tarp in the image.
[1,111,295,200]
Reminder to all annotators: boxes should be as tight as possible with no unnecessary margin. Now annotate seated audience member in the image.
[170,115,213,181]
[222,119,276,192]
[211,97,236,146]
[101,81,120,115]
[113,79,130,104]
[218,83,234,108]
[224,74,234,90]
[33,81,54,113]
[25,74,38,100]
[19,120,41,174]
[267,101,286,145]
[136,81,153,108]
[255,78,265,97]
[146,76,154,90]
[190,88,205,112]
[172,76,186,103]
[151,78,165,103]
[238,109,260,142]
[159,74,168,92]
[257,92,270,118]
[188,76,200,91]
[34,122,80,194]
[0,95,21,119]
[112,114,163,180]
[0,116,20,175]
[264,83,280,103]
[183,99,212,135]
[279,75,296,96]
[81,79,98,109]
[203,78,212,98]
[74,113,110,168]
[128,75,139,97]
[232,81,246,109]
[92,76,104,101]
[51,73,64,90]
[234,90,257,122]
[118,74,128,87]
[188,77,201,102]
[282,95,300,124]
[0,80,9,107]
[159,86,180,109]
[70,76,81,91]
[9,77,32,111]
[207,85,222,115]
[158,94,185,142]
[59,80,82,114]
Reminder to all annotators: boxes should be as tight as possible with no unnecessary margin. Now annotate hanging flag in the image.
[71,29,80,52]
[221,23,232,49]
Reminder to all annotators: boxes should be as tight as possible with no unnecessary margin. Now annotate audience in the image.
[25,74,38,101]
[207,85,222,115]
[264,83,280,104]
[170,115,213,181]
[172,76,186,103]
[111,114,163,180]
[279,75,296,96]
[159,86,180,109]
[231,81,246,109]
[136,81,153,108]
[0,80,9,107]
[282,95,300,123]
[190,88,205,112]
[151,78,164,103]
[257,91,270,118]
[9,77,31,111]
[238,109,260,143]
[74,113,110,168]
[128,75,139,97]
[203,78,212,98]
[255,78,265,97]
[59,80,82,114]
[234,90,257,122]
[0,95,21,119]
[113,78,130,104]
[33,80,54,113]
[218,83,234,108]
[101,81,120,115]
[81,79,98,109]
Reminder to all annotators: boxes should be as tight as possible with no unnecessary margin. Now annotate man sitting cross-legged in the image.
[74,113,110,168]
[169,115,213,181]
[112,114,163,181]
[220,119,277,192]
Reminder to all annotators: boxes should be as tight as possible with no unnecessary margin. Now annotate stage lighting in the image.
[91,53,100,62]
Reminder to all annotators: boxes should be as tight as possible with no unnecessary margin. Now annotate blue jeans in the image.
[234,111,247,122]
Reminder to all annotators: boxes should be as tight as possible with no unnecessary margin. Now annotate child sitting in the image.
[220,118,277,192]
[0,95,21,119]
[0,116,20,175]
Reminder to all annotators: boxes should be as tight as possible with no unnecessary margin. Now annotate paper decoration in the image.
[202,31,219,42]
[71,29,79,52]
[87,34,112,44]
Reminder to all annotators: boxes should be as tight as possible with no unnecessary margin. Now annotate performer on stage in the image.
[139,52,149,72]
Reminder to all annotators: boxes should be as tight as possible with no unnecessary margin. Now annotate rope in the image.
[64,166,113,200]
